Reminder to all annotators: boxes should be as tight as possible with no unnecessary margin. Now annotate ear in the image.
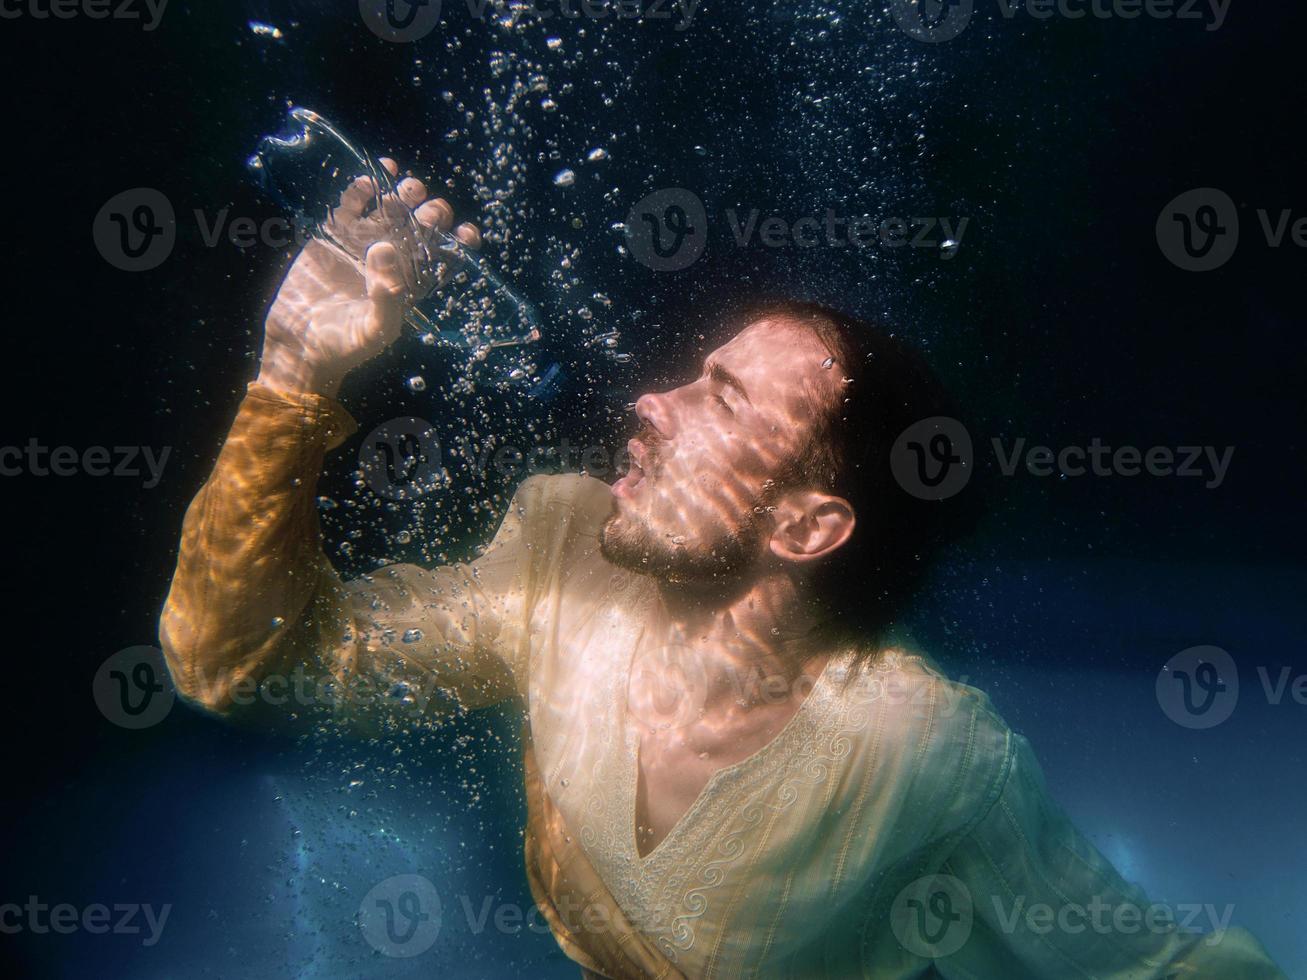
[768,490,856,564]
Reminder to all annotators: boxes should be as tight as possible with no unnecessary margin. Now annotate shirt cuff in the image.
[244,381,359,451]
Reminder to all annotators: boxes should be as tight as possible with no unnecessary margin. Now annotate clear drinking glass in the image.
[247,106,541,364]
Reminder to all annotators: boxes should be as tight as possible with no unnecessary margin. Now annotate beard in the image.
[599,488,771,584]
[601,422,778,584]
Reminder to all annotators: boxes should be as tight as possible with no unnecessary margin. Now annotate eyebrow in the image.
[706,361,751,404]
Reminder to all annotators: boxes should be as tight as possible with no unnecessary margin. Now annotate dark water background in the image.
[1,1,1304,976]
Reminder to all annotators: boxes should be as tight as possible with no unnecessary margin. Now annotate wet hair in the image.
[726,299,981,664]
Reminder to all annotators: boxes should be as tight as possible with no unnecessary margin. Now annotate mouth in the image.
[612,438,649,499]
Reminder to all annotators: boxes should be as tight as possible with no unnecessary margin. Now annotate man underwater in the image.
[159,160,1285,978]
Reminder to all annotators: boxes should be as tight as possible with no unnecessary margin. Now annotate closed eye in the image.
[706,362,752,405]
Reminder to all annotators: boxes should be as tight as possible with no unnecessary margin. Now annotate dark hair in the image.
[724,299,981,663]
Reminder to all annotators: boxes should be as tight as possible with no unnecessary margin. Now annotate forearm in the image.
[158,382,358,715]
[158,164,493,721]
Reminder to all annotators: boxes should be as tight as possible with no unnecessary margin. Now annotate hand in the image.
[256,158,482,398]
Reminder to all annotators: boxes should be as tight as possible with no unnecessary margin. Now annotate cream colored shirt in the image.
[161,386,1285,979]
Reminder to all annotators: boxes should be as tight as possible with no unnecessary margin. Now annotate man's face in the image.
[600,317,841,581]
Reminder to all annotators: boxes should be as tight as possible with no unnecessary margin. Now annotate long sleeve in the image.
[159,382,531,730]
[938,733,1287,979]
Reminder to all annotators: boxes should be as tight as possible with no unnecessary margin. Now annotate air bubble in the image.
[248,21,284,40]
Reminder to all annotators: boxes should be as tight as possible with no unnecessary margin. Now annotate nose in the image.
[634,391,673,438]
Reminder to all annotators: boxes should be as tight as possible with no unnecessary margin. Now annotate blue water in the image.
[2,1,1304,977]
[3,558,1298,977]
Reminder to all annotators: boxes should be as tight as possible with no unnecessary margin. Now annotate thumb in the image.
[362,240,408,339]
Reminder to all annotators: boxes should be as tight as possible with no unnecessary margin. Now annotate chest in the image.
[631,703,803,858]
[523,589,951,971]
[531,593,825,859]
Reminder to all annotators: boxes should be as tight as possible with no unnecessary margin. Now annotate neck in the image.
[654,570,827,714]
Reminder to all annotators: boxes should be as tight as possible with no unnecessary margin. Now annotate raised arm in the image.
[158,160,516,730]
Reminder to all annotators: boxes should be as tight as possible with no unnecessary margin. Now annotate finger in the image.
[397,176,428,209]
[362,241,408,340]
[375,187,416,229]
[337,175,379,217]
[415,198,454,233]
[454,222,482,251]
[365,159,410,224]
[364,240,407,299]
